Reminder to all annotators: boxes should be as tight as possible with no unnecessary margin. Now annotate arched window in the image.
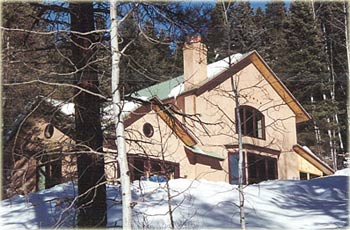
[238,106,265,139]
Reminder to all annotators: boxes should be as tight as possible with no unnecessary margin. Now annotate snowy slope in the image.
[1,171,349,229]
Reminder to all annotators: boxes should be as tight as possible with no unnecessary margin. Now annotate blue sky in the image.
[251,0,291,10]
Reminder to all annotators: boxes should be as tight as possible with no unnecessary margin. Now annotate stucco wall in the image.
[297,154,323,177]
[126,63,300,182]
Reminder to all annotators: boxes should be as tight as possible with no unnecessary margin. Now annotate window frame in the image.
[238,105,265,140]
[247,153,277,184]
[128,156,180,181]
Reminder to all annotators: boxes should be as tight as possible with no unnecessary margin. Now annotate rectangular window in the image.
[247,153,277,184]
[128,156,179,182]
[229,154,239,185]
[309,173,319,179]
[300,172,308,180]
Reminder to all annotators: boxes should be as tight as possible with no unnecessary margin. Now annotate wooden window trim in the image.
[238,105,265,140]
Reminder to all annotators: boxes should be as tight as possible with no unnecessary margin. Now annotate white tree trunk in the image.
[231,77,246,230]
[110,1,132,229]
[345,0,350,167]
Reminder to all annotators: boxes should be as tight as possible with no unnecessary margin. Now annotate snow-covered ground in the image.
[1,169,349,229]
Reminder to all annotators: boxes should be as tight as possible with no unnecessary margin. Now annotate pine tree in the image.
[119,16,180,93]
[260,2,287,73]
[205,2,231,62]
[69,2,107,227]
[282,1,335,163]
[317,2,347,160]
[229,2,260,53]
[253,7,265,53]
[205,2,262,62]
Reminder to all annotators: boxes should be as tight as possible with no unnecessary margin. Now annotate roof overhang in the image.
[248,52,311,123]
[184,145,225,161]
[125,50,311,127]
[190,51,311,123]
[150,97,198,147]
[293,144,334,175]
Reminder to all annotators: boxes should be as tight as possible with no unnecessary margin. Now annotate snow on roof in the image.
[302,145,316,157]
[102,96,148,122]
[46,53,248,120]
[133,52,248,101]
[207,53,244,79]
[46,98,75,116]
[1,175,348,229]
[302,145,330,167]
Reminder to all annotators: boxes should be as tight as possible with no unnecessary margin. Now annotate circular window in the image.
[44,123,54,138]
[143,123,154,138]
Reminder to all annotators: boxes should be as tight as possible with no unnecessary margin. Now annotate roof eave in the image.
[247,51,312,123]
[293,144,334,175]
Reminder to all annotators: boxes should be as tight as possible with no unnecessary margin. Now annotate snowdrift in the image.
[1,170,349,229]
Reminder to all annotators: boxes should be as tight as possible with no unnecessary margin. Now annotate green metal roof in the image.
[132,75,184,100]
[131,52,251,101]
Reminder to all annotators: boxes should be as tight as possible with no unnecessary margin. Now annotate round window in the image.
[44,123,54,138]
[143,123,154,138]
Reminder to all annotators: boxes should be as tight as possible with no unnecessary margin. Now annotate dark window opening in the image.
[38,157,62,190]
[129,156,179,182]
[300,172,308,180]
[44,124,54,138]
[143,123,154,138]
[239,106,265,139]
[247,153,277,184]
[229,154,240,185]
[132,158,146,181]
[309,173,319,179]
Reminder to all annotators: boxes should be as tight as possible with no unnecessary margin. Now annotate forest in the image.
[1,1,349,228]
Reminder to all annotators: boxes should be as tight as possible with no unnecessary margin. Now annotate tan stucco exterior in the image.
[297,154,323,177]
[5,44,333,198]
[124,60,305,183]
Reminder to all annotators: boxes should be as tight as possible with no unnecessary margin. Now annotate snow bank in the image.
[1,176,348,229]
[334,168,350,176]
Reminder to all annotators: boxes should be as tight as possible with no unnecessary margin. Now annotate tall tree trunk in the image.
[231,77,246,230]
[110,1,132,229]
[345,0,350,166]
[70,3,107,227]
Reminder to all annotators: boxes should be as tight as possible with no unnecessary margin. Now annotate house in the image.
[2,99,77,198]
[3,38,334,198]
[116,38,334,184]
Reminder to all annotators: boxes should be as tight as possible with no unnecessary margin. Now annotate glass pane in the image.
[256,112,263,138]
[267,158,277,180]
[300,172,308,180]
[246,109,254,136]
[310,174,319,179]
[248,154,258,183]
[248,154,276,184]
[229,154,239,185]
[239,108,244,134]
[133,159,145,181]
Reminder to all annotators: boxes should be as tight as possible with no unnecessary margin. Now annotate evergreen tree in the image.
[317,2,347,157]
[229,2,260,53]
[253,6,265,53]
[205,2,263,62]
[119,16,180,93]
[205,2,232,62]
[260,2,287,73]
[282,1,335,162]
[69,2,107,227]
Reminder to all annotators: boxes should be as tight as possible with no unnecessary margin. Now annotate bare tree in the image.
[110,1,132,228]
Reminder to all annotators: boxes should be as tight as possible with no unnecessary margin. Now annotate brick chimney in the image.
[183,36,208,90]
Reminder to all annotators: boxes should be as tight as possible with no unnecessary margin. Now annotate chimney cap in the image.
[185,35,202,44]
